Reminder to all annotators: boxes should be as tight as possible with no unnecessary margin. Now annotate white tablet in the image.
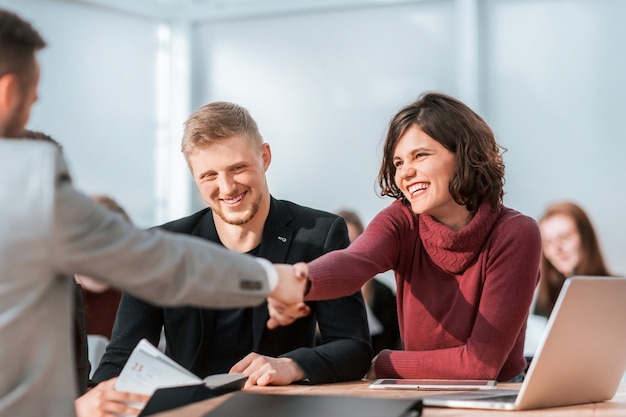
[369,378,498,390]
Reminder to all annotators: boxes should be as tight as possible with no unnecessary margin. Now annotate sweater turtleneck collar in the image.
[418,201,500,274]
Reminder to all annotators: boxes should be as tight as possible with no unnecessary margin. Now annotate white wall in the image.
[485,0,626,275]
[0,0,160,227]
[2,0,625,274]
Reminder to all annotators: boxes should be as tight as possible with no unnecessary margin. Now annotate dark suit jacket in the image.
[93,197,372,384]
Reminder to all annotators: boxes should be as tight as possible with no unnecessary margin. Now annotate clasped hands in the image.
[266,262,311,329]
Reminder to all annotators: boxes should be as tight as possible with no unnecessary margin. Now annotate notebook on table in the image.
[114,339,247,416]
[422,276,626,411]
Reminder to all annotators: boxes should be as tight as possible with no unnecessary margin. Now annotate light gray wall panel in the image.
[485,0,626,274]
[1,0,159,227]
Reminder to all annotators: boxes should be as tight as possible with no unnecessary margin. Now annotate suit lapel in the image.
[252,198,293,349]
[258,201,293,264]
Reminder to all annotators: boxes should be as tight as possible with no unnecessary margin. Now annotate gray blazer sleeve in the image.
[49,153,272,309]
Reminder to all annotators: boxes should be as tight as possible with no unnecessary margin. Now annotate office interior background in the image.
[3,0,625,275]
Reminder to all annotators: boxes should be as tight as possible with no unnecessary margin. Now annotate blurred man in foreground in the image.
[0,9,305,416]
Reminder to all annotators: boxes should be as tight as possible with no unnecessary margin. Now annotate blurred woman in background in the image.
[534,201,611,318]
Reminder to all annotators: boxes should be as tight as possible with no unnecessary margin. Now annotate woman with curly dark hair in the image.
[276,92,542,382]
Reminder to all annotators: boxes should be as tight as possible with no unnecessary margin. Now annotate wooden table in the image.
[153,380,626,416]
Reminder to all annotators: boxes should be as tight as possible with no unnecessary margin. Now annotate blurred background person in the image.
[74,195,128,381]
[534,201,611,318]
[75,195,127,340]
[336,209,401,354]
[524,201,612,360]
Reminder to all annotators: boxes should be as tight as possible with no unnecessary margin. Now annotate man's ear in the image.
[0,73,19,115]
[262,142,272,171]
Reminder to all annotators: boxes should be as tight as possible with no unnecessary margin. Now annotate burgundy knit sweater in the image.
[306,200,541,381]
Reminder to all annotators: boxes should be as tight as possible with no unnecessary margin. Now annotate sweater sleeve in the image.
[374,212,542,381]
[305,202,412,300]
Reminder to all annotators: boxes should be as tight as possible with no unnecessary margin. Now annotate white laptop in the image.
[422,276,626,410]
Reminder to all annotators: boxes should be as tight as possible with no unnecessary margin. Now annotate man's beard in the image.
[213,196,260,226]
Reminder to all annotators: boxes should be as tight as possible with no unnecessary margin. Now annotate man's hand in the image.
[230,353,306,388]
[74,377,150,417]
[266,263,311,329]
[266,298,310,329]
[269,263,309,305]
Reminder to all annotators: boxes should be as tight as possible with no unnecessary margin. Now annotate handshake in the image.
[266,262,312,329]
